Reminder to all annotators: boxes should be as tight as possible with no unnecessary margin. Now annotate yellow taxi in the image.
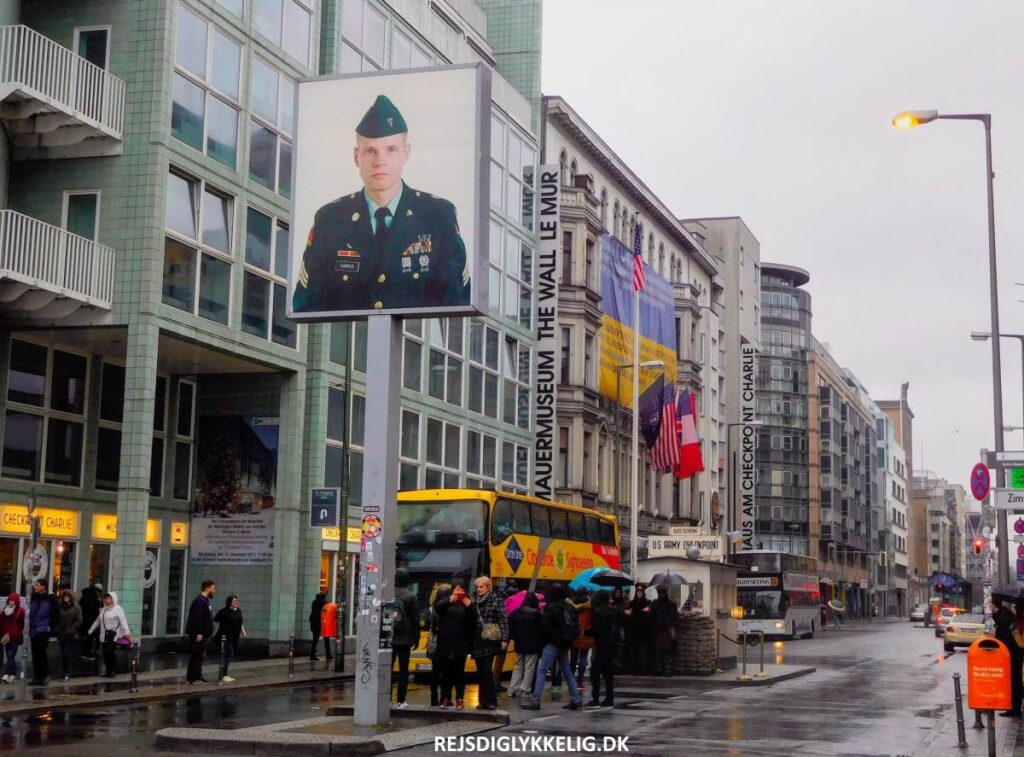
[943,613,991,652]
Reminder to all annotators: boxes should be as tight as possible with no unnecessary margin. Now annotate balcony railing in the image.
[0,25,125,157]
[0,210,114,311]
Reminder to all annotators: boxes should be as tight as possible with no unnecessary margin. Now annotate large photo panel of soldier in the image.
[288,64,490,321]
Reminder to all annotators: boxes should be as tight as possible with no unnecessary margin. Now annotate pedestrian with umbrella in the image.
[651,585,678,676]
[624,584,653,675]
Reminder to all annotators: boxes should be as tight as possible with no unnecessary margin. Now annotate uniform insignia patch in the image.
[306,229,314,246]
[401,257,412,271]
[419,254,430,270]
[352,212,360,222]
[337,250,361,257]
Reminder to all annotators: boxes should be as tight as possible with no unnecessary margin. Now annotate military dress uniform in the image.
[292,183,469,313]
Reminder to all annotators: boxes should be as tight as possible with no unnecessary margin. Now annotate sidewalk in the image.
[912,706,1021,756]
[0,654,354,717]
[615,662,816,694]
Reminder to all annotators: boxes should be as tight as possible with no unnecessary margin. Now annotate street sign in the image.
[1012,468,1024,490]
[971,463,991,501]
[992,488,1024,511]
[309,487,340,528]
[984,450,1024,467]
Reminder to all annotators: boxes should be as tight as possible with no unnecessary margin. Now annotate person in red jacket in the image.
[0,594,25,683]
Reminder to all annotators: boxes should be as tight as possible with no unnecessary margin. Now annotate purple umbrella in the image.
[504,590,545,615]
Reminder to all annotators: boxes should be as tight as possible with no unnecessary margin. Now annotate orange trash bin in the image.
[321,602,338,638]
[967,637,1012,711]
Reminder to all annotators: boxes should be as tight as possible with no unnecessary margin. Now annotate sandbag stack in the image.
[672,611,717,676]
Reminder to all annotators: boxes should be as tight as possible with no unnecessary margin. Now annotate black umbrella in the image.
[590,569,634,587]
[991,584,1024,602]
[648,570,687,587]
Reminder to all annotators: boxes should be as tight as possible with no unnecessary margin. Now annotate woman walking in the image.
[309,591,332,661]
[425,583,451,706]
[507,592,543,698]
[88,592,131,678]
[0,594,24,683]
[586,590,622,706]
[213,595,246,682]
[433,582,477,709]
[570,589,593,687]
[471,576,509,710]
[56,589,82,681]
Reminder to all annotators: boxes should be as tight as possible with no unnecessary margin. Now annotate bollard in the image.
[129,642,140,694]
[987,709,996,757]
[288,634,295,678]
[219,641,227,684]
[737,632,751,681]
[17,644,26,702]
[952,673,968,748]
[754,631,767,679]
[334,603,345,674]
[974,706,984,730]
[714,628,724,674]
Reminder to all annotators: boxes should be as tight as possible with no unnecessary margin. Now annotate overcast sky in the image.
[542,0,1024,491]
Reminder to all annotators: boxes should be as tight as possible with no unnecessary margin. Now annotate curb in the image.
[0,671,353,718]
[327,703,510,724]
[155,729,385,756]
[616,666,816,690]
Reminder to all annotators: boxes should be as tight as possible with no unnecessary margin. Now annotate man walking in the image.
[520,583,582,711]
[28,579,60,686]
[185,580,216,684]
[390,568,420,708]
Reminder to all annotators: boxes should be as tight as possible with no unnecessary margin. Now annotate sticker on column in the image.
[143,550,158,589]
[22,546,47,583]
[362,515,382,539]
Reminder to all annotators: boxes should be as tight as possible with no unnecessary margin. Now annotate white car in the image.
[910,603,929,622]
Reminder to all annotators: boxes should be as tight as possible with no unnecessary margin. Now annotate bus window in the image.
[599,521,614,545]
[584,516,601,543]
[568,512,586,541]
[550,509,568,538]
[491,499,513,544]
[530,504,551,537]
[511,500,532,534]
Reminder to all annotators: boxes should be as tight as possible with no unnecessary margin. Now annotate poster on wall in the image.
[191,416,279,565]
[597,233,676,407]
[288,64,490,320]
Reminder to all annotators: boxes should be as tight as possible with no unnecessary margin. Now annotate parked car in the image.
[910,603,929,623]
[934,606,960,638]
[943,613,990,652]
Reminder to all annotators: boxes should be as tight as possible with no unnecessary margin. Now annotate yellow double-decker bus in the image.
[395,488,620,674]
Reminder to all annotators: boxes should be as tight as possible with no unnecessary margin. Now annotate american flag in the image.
[651,383,680,471]
[632,222,645,292]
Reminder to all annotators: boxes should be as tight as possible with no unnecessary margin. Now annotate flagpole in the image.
[630,280,640,582]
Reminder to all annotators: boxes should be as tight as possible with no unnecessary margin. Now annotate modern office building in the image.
[542,95,721,551]
[754,263,811,555]
[0,0,542,646]
[875,410,909,616]
[682,217,761,535]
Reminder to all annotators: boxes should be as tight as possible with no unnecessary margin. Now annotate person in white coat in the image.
[88,592,131,678]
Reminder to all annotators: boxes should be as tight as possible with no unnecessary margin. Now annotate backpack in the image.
[560,603,580,644]
[391,594,410,640]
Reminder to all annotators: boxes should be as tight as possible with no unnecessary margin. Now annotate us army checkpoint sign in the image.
[287,64,491,321]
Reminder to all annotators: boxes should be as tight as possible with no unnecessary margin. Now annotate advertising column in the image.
[532,165,559,498]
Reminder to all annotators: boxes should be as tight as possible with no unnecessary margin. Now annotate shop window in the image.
[165,548,187,634]
[88,543,110,588]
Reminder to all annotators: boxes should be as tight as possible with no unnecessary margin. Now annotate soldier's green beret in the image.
[356,95,408,138]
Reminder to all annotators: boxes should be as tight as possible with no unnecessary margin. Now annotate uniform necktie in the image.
[375,207,391,253]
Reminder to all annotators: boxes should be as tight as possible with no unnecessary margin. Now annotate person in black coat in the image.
[651,585,678,676]
[624,584,654,675]
[309,592,332,661]
[994,598,1022,717]
[184,580,216,684]
[390,568,421,707]
[586,590,622,706]
[79,585,102,660]
[433,582,477,709]
[507,592,543,698]
[521,583,582,711]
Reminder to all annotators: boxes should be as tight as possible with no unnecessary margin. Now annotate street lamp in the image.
[971,331,1024,431]
[612,359,664,577]
[894,109,1007,584]
[726,420,763,555]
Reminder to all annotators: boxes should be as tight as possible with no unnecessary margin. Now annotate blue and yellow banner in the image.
[599,234,677,408]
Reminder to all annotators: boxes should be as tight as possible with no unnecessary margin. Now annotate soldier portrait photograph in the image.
[289,67,487,318]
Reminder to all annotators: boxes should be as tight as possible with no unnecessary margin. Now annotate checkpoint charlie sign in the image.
[647,534,724,560]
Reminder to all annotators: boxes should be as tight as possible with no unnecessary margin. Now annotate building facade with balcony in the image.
[754,263,811,555]
[541,95,722,554]
[0,0,542,649]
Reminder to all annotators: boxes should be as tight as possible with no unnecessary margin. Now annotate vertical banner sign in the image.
[739,345,758,550]
[532,165,560,499]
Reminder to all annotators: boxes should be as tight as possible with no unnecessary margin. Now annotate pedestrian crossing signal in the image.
[973,537,985,555]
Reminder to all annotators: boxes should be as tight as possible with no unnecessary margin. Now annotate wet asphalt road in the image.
[0,620,1010,755]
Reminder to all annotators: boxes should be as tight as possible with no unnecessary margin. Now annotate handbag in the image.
[116,635,132,649]
[481,622,502,642]
[104,630,116,643]
[425,632,438,656]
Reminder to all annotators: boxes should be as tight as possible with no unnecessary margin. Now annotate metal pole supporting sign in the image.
[353,315,401,726]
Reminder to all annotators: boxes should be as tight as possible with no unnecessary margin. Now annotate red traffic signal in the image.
[973,538,985,555]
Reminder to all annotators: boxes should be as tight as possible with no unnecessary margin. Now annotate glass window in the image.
[154,376,167,432]
[173,441,192,499]
[401,410,419,458]
[392,31,411,68]
[162,238,196,312]
[444,424,459,468]
[549,509,568,539]
[599,521,615,545]
[171,73,205,151]
[177,381,194,437]
[283,0,311,63]
[198,254,230,325]
[568,511,585,541]
[252,58,279,124]
[241,271,270,337]
[511,500,531,533]
[327,387,346,442]
[342,0,363,40]
[45,419,83,486]
[280,78,296,134]
[50,351,87,415]
[175,4,207,76]
[206,95,238,168]
[100,362,125,423]
[65,193,99,241]
[211,30,241,98]
[249,121,277,188]
[403,339,422,391]
[363,6,386,63]
[489,162,502,208]
[271,284,295,346]
[530,504,550,537]
[166,172,197,238]
[325,444,343,488]
[254,0,283,43]
[278,138,292,199]
[95,426,121,491]
[76,28,109,70]
[340,42,361,73]
[8,340,47,407]
[274,223,290,278]
[150,437,164,496]
[201,189,231,253]
[351,394,366,446]
[2,411,43,480]
[330,322,350,365]
[426,419,442,465]
[584,516,601,543]
[245,208,273,270]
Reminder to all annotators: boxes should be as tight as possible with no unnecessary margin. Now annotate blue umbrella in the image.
[569,567,634,592]
[568,567,609,592]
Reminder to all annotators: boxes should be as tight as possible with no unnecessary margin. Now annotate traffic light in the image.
[973,537,984,555]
